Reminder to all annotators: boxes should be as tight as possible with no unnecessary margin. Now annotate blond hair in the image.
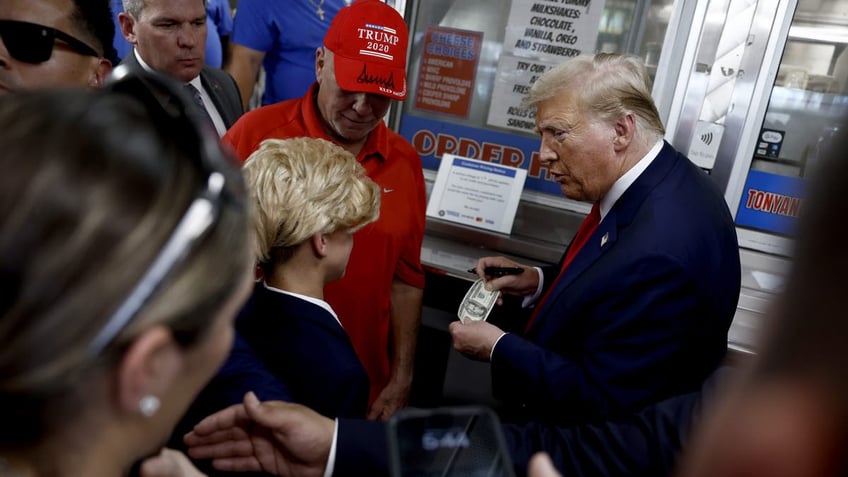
[243,138,381,267]
[525,53,665,142]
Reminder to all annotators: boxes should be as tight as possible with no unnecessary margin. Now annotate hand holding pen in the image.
[468,258,540,298]
[467,266,525,277]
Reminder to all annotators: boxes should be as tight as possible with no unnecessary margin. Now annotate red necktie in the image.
[524,202,601,333]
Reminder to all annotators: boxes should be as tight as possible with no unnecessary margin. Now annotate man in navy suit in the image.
[452,53,741,425]
[183,369,731,476]
[117,0,242,135]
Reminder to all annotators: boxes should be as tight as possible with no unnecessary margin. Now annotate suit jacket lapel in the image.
[199,69,231,126]
[119,49,143,72]
[555,215,618,291]
[527,142,679,332]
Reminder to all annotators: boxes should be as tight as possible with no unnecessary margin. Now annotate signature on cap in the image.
[356,64,396,91]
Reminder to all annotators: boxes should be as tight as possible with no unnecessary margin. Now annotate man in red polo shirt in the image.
[224,0,424,421]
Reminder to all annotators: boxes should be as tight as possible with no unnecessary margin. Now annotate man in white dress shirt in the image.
[117,0,242,135]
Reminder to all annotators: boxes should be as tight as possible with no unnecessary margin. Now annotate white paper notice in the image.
[487,0,605,132]
[486,55,559,134]
[503,0,605,61]
[427,154,528,234]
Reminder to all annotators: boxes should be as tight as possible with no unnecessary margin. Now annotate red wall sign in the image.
[414,26,484,118]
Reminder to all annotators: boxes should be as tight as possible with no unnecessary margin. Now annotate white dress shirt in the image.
[133,50,227,136]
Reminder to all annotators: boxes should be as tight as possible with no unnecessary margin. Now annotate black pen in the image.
[467,266,525,277]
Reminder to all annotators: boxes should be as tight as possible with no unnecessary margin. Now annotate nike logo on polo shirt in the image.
[383,188,395,193]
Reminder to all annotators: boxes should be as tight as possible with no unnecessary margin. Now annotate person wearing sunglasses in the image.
[0,0,114,93]
[117,0,243,137]
[0,69,252,477]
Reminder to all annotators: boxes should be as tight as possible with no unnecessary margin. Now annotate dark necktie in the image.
[524,202,601,333]
[183,83,217,131]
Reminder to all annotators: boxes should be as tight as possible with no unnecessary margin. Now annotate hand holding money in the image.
[448,320,506,362]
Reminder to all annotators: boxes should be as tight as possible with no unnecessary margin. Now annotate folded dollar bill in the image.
[458,279,499,323]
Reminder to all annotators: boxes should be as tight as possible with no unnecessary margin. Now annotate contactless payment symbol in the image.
[755,129,784,160]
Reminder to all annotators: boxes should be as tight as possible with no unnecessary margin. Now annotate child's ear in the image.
[310,232,329,258]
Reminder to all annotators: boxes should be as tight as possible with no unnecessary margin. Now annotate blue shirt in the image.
[110,0,233,68]
[204,0,234,67]
[230,0,350,105]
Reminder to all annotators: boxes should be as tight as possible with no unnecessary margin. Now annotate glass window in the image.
[734,0,848,238]
[397,0,677,205]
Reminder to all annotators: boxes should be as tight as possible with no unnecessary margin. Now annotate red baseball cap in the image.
[323,0,409,100]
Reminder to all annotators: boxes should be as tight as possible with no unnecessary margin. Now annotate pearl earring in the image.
[139,395,160,417]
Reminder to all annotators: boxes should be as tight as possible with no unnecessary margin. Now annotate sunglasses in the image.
[86,66,244,357]
[0,19,100,64]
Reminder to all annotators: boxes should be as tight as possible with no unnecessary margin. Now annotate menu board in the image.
[503,0,605,61]
[414,26,484,118]
[488,0,605,133]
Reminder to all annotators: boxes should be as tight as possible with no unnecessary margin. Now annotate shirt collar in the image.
[599,139,664,220]
[133,49,154,73]
[187,75,203,90]
[133,49,202,89]
[262,281,342,328]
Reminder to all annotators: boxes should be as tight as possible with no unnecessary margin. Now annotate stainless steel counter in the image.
[729,248,790,355]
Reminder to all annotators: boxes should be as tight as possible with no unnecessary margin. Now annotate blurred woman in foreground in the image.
[0,70,251,477]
